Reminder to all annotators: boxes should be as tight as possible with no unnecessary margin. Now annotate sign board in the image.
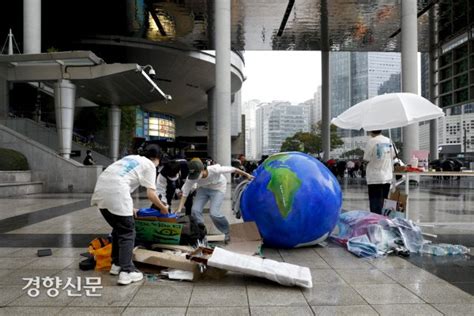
[135,220,183,245]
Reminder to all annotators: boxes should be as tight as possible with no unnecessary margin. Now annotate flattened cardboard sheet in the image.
[224,222,262,255]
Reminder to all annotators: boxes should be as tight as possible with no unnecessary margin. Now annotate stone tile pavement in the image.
[0,181,473,315]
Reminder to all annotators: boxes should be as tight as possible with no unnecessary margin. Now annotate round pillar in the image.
[54,80,75,159]
[108,105,121,161]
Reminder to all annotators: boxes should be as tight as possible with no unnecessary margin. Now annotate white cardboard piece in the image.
[207,247,313,288]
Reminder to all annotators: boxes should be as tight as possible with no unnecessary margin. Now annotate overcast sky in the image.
[241,51,322,105]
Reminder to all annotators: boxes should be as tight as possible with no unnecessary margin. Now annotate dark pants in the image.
[368,183,391,214]
[184,191,195,216]
[100,209,136,272]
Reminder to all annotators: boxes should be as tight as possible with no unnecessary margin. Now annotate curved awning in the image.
[0,51,171,106]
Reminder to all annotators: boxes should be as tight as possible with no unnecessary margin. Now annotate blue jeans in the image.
[191,188,229,235]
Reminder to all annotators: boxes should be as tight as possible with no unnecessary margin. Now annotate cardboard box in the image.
[382,188,407,218]
[133,248,200,279]
[224,222,262,255]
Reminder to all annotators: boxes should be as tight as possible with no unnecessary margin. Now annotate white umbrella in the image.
[331,93,444,131]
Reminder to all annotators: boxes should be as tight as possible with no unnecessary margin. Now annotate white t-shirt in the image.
[363,135,395,185]
[155,173,169,203]
[91,155,157,216]
[181,164,235,197]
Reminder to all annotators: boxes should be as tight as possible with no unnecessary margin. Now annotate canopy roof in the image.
[0,51,171,105]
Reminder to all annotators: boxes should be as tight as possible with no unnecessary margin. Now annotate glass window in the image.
[441,80,452,93]
[452,105,463,115]
[454,59,468,73]
[454,74,468,88]
[454,44,468,60]
[440,53,452,67]
[440,67,452,80]
[455,89,469,103]
[464,104,474,114]
[441,94,452,107]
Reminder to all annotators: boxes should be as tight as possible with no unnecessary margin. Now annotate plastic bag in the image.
[88,237,112,271]
[347,235,380,258]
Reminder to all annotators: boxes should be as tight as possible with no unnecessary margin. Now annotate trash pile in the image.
[81,207,312,289]
[132,220,312,288]
[331,210,470,258]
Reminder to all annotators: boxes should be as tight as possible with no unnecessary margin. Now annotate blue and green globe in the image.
[240,152,342,248]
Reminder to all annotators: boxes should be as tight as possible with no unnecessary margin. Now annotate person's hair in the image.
[238,154,245,159]
[142,144,161,160]
[86,150,92,154]
[161,160,181,178]
[370,130,382,135]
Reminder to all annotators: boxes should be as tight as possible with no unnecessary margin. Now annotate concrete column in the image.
[401,0,419,163]
[207,87,217,160]
[23,0,41,54]
[428,8,439,160]
[8,29,14,55]
[54,80,75,159]
[0,76,8,118]
[213,0,231,166]
[108,105,121,161]
[320,0,330,161]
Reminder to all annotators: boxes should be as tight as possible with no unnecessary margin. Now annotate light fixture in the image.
[140,64,157,79]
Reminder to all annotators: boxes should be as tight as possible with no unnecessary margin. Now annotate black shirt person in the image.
[83,150,95,165]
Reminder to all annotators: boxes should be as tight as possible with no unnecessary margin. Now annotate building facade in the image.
[312,86,322,125]
[242,99,260,160]
[330,51,401,157]
[429,0,474,159]
[255,101,310,156]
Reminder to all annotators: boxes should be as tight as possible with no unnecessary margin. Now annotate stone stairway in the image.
[0,170,43,197]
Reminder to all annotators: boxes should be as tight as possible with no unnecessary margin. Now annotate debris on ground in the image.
[131,220,312,288]
[331,210,470,258]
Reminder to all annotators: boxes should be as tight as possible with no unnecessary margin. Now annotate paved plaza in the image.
[0,179,473,315]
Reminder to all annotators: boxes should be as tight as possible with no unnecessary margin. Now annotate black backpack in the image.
[178,215,207,246]
[79,253,95,271]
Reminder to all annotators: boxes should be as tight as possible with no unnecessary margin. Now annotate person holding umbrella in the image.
[363,130,395,214]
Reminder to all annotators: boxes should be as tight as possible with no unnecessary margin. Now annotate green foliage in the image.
[119,106,137,154]
[74,106,137,156]
[341,148,364,159]
[280,122,343,154]
[46,47,59,53]
[75,107,108,135]
[0,148,29,170]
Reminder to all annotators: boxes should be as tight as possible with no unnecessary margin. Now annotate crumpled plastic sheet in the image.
[331,211,470,258]
[331,210,386,246]
[380,217,424,253]
[347,235,381,258]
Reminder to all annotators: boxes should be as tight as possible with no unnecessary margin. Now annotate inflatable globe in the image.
[240,152,342,248]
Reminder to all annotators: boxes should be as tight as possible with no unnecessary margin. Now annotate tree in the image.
[341,148,364,159]
[280,122,343,155]
[281,132,319,153]
[119,106,137,155]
